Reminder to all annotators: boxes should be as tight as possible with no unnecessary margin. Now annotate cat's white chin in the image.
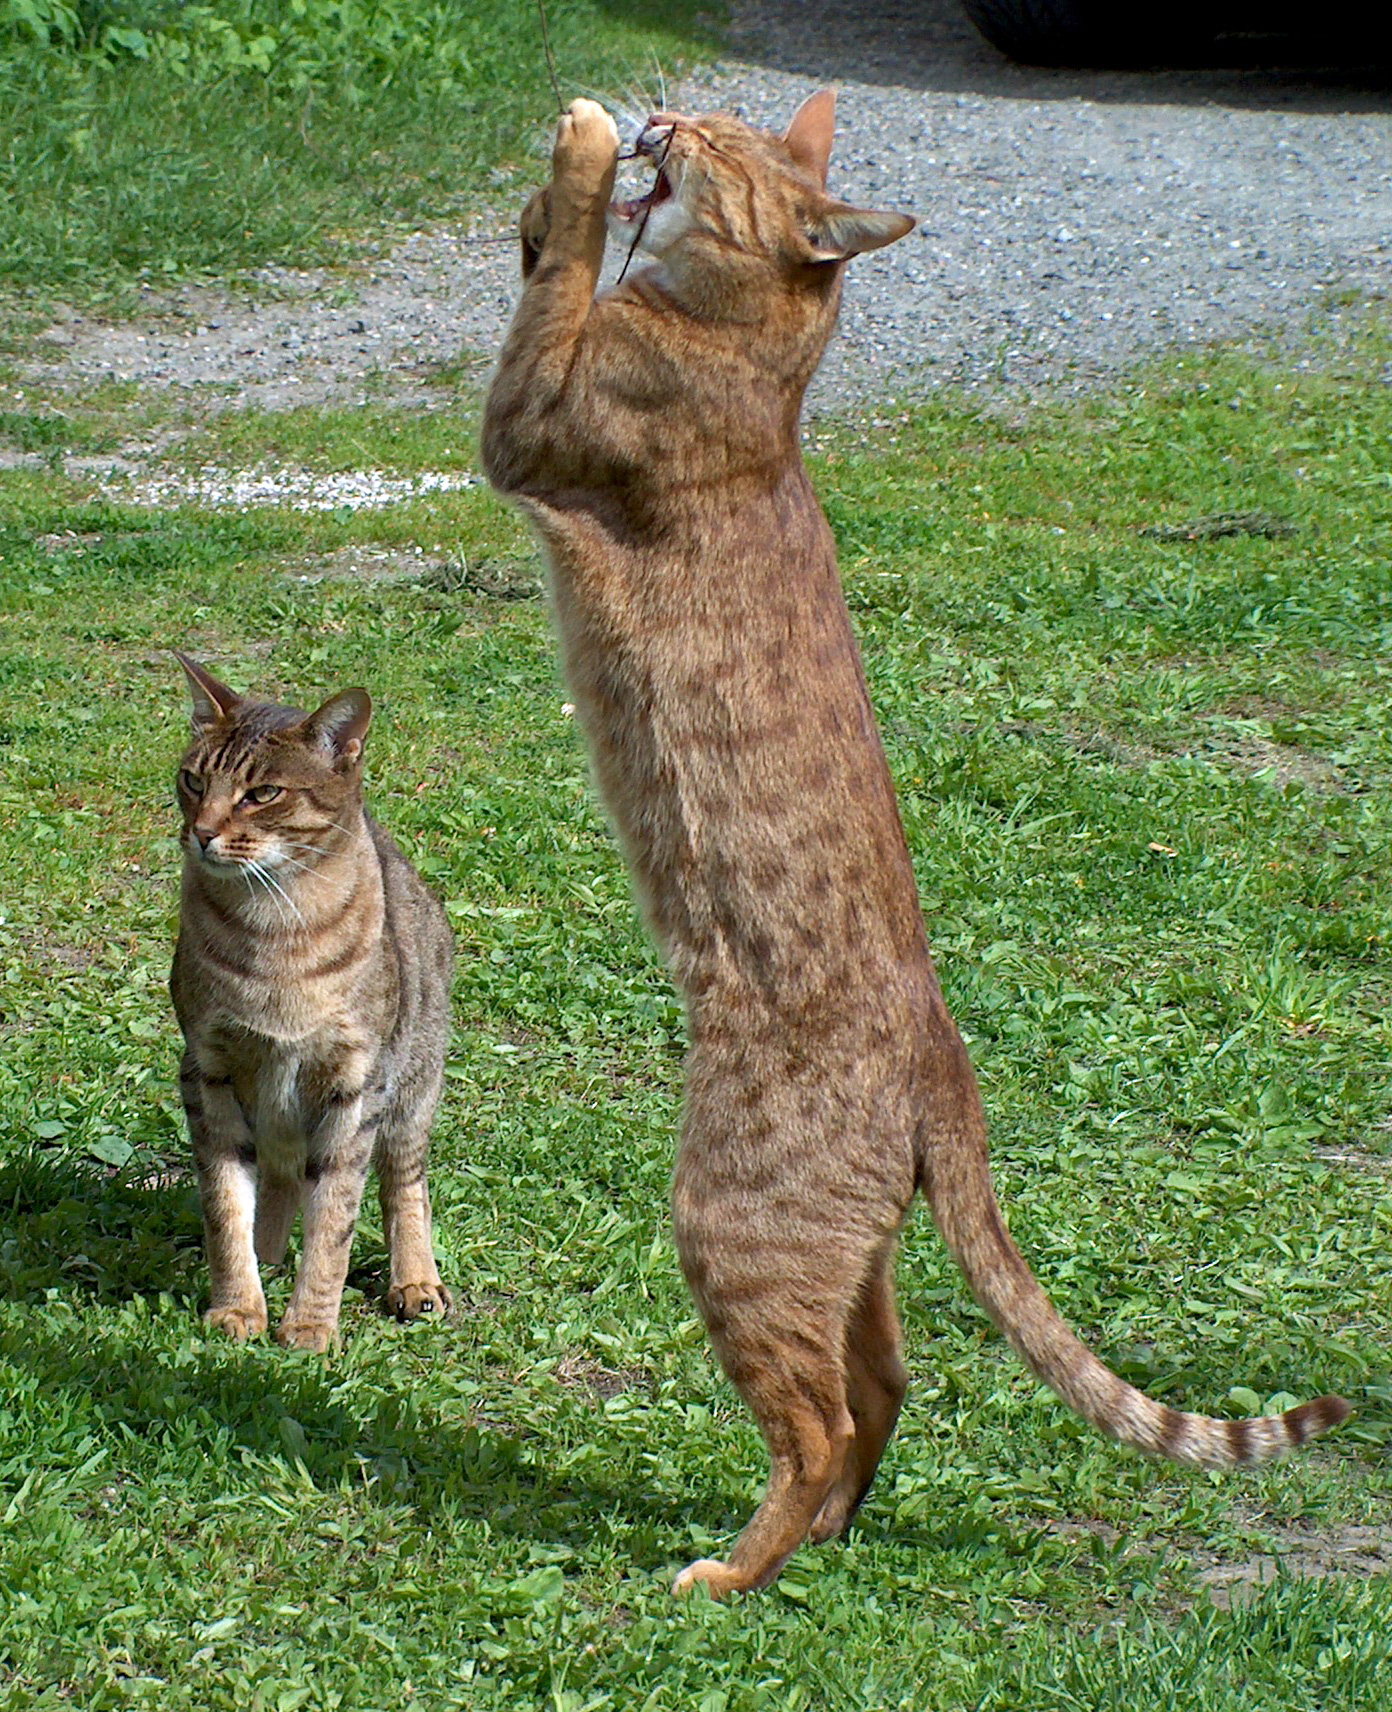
[606,199,688,260]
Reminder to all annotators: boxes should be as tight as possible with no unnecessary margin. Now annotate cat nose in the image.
[193,826,217,853]
[639,114,679,152]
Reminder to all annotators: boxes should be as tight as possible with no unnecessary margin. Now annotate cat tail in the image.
[919,1069,1351,1468]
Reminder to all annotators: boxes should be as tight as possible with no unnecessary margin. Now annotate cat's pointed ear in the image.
[304,688,373,768]
[175,650,242,729]
[803,200,915,264]
[783,88,837,188]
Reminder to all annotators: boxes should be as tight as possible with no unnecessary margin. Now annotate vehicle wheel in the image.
[959,0,1189,65]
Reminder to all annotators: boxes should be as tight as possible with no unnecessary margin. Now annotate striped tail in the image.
[922,1085,1350,1467]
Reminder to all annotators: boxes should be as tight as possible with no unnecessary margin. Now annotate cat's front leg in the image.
[277,1093,372,1353]
[182,1051,268,1341]
[377,1122,452,1323]
[482,100,619,490]
[544,98,619,268]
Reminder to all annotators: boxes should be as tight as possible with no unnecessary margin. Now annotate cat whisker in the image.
[580,78,649,140]
[241,859,287,926]
[245,859,298,927]
[247,860,292,926]
[256,863,306,927]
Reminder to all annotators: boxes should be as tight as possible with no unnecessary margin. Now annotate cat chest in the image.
[222,1034,372,1157]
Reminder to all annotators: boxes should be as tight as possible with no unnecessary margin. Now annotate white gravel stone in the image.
[107,465,480,512]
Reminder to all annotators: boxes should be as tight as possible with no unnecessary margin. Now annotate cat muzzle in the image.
[637,115,679,157]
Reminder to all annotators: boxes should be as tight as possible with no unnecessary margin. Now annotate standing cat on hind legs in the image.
[481,92,1349,1597]
[171,654,453,1352]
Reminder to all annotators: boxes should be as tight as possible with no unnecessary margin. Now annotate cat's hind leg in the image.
[254,1171,301,1267]
[377,1121,452,1323]
[810,1247,908,1544]
[670,1167,861,1595]
[673,1286,856,1598]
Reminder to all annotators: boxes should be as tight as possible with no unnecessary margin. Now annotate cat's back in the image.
[368,814,453,1000]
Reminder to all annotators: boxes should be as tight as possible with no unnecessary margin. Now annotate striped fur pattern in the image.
[170,654,453,1352]
[481,94,1349,1595]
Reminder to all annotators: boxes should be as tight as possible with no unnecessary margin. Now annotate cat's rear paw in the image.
[386,1281,453,1323]
[205,1304,268,1341]
[672,1558,747,1599]
[276,1315,337,1354]
[809,1490,856,1545]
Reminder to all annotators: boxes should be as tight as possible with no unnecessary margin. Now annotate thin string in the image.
[537,0,564,115]
[615,126,675,286]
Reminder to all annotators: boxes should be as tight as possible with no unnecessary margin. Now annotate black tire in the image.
[959,0,1191,66]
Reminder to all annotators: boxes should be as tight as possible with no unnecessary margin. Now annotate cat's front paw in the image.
[276,1314,338,1354]
[385,1280,453,1323]
[205,1303,268,1342]
[553,98,619,194]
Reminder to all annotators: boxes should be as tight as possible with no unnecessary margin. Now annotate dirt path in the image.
[18,1,1391,428]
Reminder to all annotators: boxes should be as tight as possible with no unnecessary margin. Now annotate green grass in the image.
[0,1,718,305]
[1,319,1389,1707]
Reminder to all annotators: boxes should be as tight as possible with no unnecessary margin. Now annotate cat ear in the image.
[803,200,915,264]
[304,688,373,767]
[175,650,242,729]
[783,88,837,188]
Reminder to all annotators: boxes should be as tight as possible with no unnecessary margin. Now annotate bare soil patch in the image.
[1192,1518,1392,1609]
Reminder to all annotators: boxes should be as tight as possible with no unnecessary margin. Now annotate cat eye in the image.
[180,770,205,797]
[243,784,284,806]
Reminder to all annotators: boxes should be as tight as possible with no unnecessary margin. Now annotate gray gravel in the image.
[22,0,1391,418]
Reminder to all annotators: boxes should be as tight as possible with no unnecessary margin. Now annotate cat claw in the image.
[276,1318,337,1354]
[386,1282,453,1323]
[205,1305,268,1341]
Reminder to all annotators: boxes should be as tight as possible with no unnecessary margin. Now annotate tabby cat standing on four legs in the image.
[481,92,1348,1596]
[171,654,453,1352]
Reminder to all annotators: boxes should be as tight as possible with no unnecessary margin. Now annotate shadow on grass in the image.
[0,1308,706,1563]
[0,1145,399,1311]
[0,1149,705,1560]
[0,1146,204,1305]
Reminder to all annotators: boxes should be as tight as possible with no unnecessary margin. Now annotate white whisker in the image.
[245,859,291,926]
[258,864,305,927]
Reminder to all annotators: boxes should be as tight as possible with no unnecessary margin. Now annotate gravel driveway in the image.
[26,0,1392,418]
